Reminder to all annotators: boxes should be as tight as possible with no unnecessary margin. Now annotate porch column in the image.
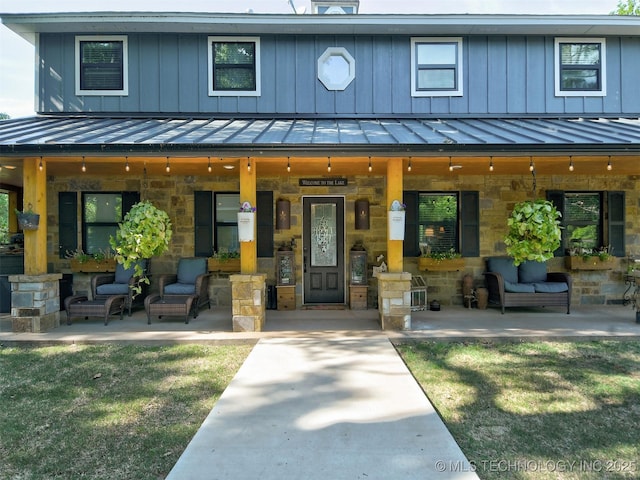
[239,156,257,274]
[22,157,47,275]
[386,157,403,272]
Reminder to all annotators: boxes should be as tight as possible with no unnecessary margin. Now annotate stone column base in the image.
[376,272,412,330]
[9,273,62,333]
[230,274,266,332]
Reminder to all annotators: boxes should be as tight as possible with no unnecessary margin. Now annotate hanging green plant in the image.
[110,201,173,294]
[504,199,562,266]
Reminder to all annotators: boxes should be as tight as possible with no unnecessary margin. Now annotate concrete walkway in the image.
[167,337,478,480]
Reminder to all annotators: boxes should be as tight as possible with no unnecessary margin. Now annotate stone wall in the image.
[45,170,639,308]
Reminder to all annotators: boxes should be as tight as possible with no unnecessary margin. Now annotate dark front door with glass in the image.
[302,197,345,304]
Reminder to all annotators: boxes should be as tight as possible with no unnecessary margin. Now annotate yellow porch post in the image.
[386,157,404,272]
[22,157,47,275]
[239,157,257,274]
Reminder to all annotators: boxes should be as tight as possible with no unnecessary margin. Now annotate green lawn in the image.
[396,340,640,479]
[0,344,252,480]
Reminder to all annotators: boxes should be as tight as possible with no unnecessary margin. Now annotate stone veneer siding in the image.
[45,171,639,309]
[9,273,62,332]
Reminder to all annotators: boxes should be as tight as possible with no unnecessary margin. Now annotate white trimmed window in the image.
[208,36,261,97]
[411,37,463,97]
[554,38,606,97]
[75,36,128,96]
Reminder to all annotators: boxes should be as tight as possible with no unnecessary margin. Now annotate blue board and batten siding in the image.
[37,33,640,116]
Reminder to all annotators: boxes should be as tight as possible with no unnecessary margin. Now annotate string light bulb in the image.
[81,156,86,173]
[165,157,171,173]
[408,157,412,172]
[39,156,43,172]
[489,157,494,172]
[287,157,291,173]
[207,156,212,173]
[368,156,372,173]
[247,157,251,172]
[125,156,130,172]
[569,156,574,172]
[607,156,612,171]
[529,157,534,172]
[327,157,331,173]
[449,157,453,172]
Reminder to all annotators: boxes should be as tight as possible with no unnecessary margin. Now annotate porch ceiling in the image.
[1,115,639,186]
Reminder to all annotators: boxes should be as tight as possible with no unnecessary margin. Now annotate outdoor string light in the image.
[327,157,331,173]
[489,157,494,172]
[607,156,612,171]
[125,156,130,172]
[287,157,291,173]
[165,157,171,173]
[569,156,574,172]
[207,156,212,173]
[81,156,86,173]
[39,156,43,172]
[368,156,372,173]
[529,156,534,172]
[407,157,412,172]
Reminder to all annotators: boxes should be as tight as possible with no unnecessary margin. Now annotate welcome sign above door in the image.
[299,178,348,186]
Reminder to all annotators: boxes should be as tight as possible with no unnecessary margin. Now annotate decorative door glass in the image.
[311,203,337,267]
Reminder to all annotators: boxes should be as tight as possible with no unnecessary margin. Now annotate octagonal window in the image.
[317,47,355,91]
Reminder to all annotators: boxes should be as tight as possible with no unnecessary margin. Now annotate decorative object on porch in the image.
[462,273,477,308]
[110,200,172,296]
[355,199,370,230]
[372,254,387,277]
[208,250,240,272]
[15,204,40,230]
[276,198,291,230]
[504,199,561,266]
[238,201,256,242]
[410,275,427,311]
[388,200,406,240]
[349,243,367,285]
[276,244,295,286]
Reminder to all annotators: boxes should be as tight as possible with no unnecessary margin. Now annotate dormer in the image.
[311,1,359,14]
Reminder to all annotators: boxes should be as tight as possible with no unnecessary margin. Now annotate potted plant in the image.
[566,245,616,270]
[504,199,562,266]
[418,248,465,272]
[66,248,117,273]
[237,201,256,242]
[110,200,173,295]
[208,249,241,272]
[15,203,40,230]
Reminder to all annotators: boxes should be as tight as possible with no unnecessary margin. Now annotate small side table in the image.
[349,285,368,310]
[64,295,126,326]
[145,294,196,324]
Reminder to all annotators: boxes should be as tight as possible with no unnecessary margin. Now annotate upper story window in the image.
[75,36,128,96]
[554,38,606,97]
[411,37,463,97]
[208,37,261,97]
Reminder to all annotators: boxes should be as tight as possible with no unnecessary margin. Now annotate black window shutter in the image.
[608,191,625,257]
[403,191,420,257]
[460,191,480,257]
[546,190,565,257]
[58,192,77,258]
[122,192,140,215]
[194,191,213,257]
[256,191,274,258]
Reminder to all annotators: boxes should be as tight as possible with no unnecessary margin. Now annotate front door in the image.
[303,196,345,304]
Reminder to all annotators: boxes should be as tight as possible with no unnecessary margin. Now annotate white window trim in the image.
[208,36,261,97]
[554,37,606,97]
[75,35,128,96]
[411,37,463,97]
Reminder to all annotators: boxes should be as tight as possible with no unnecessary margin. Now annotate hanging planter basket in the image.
[16,204,40,230]
[237,212,256,242]
[388,210,405,241]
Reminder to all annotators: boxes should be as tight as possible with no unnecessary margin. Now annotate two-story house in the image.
[1,4,639,331]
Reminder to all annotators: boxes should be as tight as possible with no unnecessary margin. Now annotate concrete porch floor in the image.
[1,304,638,344]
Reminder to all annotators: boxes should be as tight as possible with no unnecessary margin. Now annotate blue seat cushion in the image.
[177,258,207,285]
[96,283,130,295]
[487,257,518,284]
[164,283,196,295]
[115,260,147,284]
[533,282,568,293]
[519,261,547,284]
[504,281,536,293]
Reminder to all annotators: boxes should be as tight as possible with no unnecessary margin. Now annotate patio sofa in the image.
[484,257,572,314]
